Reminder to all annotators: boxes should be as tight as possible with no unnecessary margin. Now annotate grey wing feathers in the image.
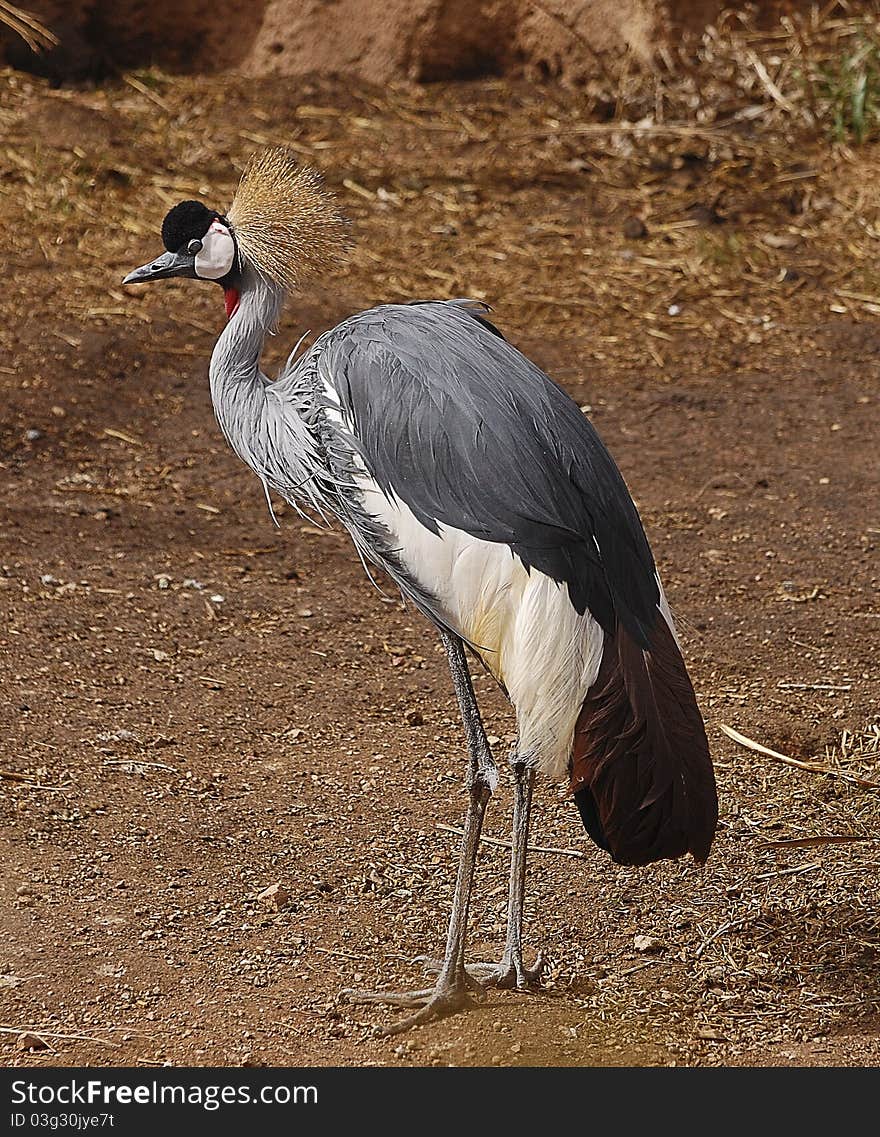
[318,300,660,647]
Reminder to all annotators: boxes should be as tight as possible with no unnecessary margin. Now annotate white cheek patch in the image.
[194,220,236,280]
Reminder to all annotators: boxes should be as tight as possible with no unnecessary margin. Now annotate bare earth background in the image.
[0,1,786,84]
[1,5,880,1067]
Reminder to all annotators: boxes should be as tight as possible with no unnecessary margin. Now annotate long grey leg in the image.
[342,629,497,1033]
[433,630,497,977]
[418,754,544,992]
[496,758,543,987]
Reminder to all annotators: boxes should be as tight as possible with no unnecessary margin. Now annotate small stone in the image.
[257,882,290,910]
[622,215,647,239]
[17,1032,49,1051]
[761,232,800,250]
[687,201,723,226]
[633,934,666,954]
[405,709,424,727]
[25,429,42,442]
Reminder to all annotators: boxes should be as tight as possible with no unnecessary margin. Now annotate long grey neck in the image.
[208,269,285,468]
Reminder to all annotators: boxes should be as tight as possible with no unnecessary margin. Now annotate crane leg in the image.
[341,629,497,1034]
[482,757,543,989]
[418,756,544,991]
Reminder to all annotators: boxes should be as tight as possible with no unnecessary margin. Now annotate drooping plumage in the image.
[571,616,717,865]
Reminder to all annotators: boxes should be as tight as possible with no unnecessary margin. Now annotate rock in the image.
[257,882,290,909]
[17,1032,50,1051]
[761,232,800,250]
[622,215,648,239]
[633,934,666,953]
[686,201,724,226]
[404,709,424,726]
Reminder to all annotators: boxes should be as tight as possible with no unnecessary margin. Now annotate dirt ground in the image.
[1,62,879,1068]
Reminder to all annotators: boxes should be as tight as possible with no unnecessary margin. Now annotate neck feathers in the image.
[208,269,282,463]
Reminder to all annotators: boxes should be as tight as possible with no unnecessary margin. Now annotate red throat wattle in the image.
[224,288,240,320]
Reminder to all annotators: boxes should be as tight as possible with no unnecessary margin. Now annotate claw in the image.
[340,962,494,1032]
[377,985,480,1035]
[340,986,435,1009]
[526,950,545,983]
[341,978,481,1033]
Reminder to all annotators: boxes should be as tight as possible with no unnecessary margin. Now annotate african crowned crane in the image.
[124,149,717,1033]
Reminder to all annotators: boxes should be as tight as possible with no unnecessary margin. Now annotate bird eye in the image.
[187,239,203,254]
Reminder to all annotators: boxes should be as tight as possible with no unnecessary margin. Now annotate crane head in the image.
[123,199,241,315]
[123,149,349,318]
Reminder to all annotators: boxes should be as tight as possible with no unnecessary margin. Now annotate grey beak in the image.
[123,249,196,285]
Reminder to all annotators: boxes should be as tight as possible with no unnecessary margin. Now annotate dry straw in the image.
[0,2,57,53]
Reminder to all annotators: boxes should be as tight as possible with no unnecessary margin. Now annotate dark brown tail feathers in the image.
[569,613,717,866]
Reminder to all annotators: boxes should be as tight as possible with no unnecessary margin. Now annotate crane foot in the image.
[414,950,544,992]
[341,969,487,1034]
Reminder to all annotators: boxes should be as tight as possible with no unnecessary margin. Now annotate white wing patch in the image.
[355,474,605,779]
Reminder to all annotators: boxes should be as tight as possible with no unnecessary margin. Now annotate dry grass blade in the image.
[436,822,588,860]
[720,723,880,790]
[760,835,878,849]
[0,2,58,53]
[0,1025,119,1046]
